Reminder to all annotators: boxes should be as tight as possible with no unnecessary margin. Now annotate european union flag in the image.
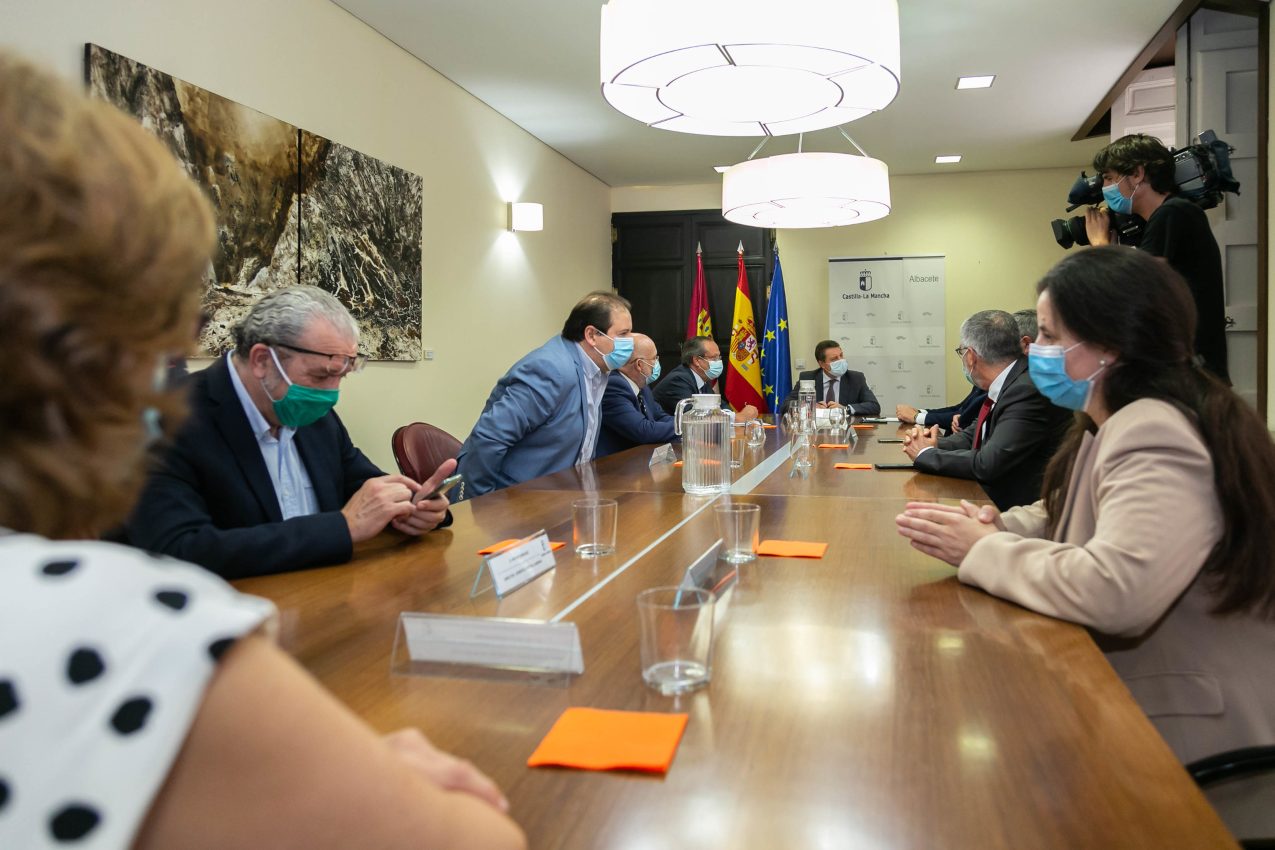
[760,249,792,414]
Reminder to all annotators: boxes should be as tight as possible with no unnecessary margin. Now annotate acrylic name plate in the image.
[391,612,584,682]
[471,529,557,599]
[649,443,677,466]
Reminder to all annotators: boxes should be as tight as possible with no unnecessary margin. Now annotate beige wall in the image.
[3,0,612,470]
[612,166,1095,406]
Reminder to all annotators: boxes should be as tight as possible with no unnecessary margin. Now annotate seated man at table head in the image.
[125,286,455,579]
[455,291,633,497]
[782,339,880,416]
[596,333,678,458]
[652,335,758,420]
[0,51,522,850]
[902,309,1070,510]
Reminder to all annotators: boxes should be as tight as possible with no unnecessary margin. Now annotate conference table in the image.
[234,422,1237,849]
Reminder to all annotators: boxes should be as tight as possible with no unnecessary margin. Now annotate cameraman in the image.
[1084,134,1229,381]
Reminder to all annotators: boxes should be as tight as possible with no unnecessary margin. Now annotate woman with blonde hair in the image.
[0,53,523,850]
[896,246,1275,764]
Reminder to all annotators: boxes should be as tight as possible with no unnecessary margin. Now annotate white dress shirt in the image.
[574,344,609,465]
[225,353,319,519]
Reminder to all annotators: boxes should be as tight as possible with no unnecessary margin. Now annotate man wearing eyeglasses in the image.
[125,286,453,579]
[900,309,1069,511]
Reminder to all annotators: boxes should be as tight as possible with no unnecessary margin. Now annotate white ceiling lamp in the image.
[600,0,900,136]
[722,133,890,229]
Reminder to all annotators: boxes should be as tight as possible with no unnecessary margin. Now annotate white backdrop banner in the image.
[828,256,946,413]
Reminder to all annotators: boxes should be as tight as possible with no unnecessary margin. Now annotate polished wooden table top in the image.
[236,432,1235,849]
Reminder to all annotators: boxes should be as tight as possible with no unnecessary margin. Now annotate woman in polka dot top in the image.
[0,53,524,850]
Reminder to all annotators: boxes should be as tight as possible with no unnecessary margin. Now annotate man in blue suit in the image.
[596,333,677,457]
[456,291,634,496]
[126,287,454,579]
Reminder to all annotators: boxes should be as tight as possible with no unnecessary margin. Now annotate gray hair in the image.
[960,310,1022,365]
[232,285,359,356]
[1012,308,1038,341]
[680,335,713,366]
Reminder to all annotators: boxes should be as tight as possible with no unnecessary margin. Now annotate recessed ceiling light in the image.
[935,155,962,164]
[956,75,995,90]
[714,165,731,173]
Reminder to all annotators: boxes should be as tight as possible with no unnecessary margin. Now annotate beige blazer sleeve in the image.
[998,501,1049,538]
[957,400,1222,637]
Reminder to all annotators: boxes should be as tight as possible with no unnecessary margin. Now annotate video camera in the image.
[1051,129,1241,249]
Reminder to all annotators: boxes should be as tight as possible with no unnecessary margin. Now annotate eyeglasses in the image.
[274,343,367,375]
[954,346,970,358]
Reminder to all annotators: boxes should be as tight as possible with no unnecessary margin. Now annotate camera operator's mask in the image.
[1101,175,1139,215]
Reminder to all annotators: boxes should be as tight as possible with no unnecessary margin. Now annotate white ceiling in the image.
[330,0,1182,187]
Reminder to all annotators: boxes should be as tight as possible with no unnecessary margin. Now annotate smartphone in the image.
[877,438,905,444]
[873,462,916,470]
[414,473,463,503]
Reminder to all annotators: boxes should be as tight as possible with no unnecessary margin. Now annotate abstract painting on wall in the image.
[85,44,423,360]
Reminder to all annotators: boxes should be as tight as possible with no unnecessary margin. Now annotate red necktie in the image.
[971,398,994,449]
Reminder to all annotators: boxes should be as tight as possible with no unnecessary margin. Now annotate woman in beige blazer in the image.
[896,246,1275,765]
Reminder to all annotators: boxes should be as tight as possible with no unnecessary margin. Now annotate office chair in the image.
[390,421,461,483]
[1188,745,1275,849]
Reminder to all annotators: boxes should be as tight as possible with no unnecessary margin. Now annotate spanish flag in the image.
[686,242,712,339]
[724,242,767,413]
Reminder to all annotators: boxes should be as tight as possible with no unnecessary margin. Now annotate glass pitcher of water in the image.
[674,394,733,495]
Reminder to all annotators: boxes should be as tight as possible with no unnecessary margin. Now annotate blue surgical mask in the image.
[645,359,662,384]
[1101,177,1135,216]
[704,358,724,380]
[1029,342,1106,410]
[828,359,849,378]
[593,331,633,370]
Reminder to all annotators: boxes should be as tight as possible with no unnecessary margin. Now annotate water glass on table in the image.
[730,425,746,469]
[572,497,617,557]
[637,586,714,695]
[714,502,760,564]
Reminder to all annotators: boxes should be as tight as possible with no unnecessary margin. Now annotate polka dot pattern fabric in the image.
[0,533,275,848]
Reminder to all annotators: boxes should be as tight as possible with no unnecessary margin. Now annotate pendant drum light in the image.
[600,0,900,136]
[722,152,890,228]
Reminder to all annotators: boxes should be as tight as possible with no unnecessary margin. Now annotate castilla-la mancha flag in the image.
[724,243,767,413]
[686,242,712,339]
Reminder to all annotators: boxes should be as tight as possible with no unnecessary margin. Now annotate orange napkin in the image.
[527,707,689,773]
[762,424,778,429]
[672,460,683,467]
[477,539,566,555]
[852,424,876,430]
[756,539,829,558]
[817,443,851,449]
[834,463,873,470]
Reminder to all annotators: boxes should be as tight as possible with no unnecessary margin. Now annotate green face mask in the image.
[265,347,339,428]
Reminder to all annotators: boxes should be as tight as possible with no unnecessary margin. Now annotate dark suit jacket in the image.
[596,372,678,458]
[124,356,389,579]
[922,386,988,434]
[912,358,1071,510]
[781,369,881,416]
[651,364,724,416]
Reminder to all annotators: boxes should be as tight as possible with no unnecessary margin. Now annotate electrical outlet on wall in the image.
[424,348,435,360]
[795,358,806,369]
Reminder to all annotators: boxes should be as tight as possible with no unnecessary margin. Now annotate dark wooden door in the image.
[612,211,773,376]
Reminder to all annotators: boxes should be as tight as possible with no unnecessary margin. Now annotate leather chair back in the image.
[391,422,461,483]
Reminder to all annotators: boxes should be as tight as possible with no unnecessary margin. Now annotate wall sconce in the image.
[509,202,544,232]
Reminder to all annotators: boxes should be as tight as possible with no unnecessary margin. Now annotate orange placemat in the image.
[834,463,873,470]
[756,539,829,558]
[852,424,876,430]
[477,539,566,555]
[527,707,689,773]
[762,424,778,429]
[817,443,851,449]
[672,461,683,467]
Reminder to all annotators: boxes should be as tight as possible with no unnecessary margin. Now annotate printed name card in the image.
[395,612,584,676]
[472,529,557,598]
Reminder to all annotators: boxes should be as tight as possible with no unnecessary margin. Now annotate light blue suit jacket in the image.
[456,335,591,497]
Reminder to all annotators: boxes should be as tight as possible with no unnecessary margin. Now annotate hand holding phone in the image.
[413,472,463,504]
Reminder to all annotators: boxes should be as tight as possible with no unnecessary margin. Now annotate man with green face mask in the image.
[125,286,454,579]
